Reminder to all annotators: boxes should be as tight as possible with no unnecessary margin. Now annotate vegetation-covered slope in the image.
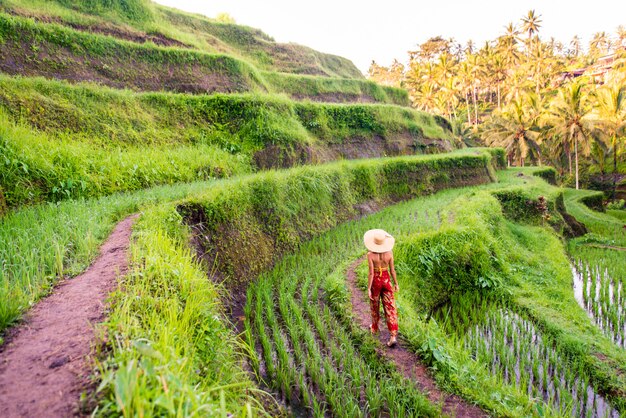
[0,75,452,209]
[0,12,408,104]
[0,0,363,78]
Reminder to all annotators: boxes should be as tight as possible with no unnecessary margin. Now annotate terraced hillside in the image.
[0,0,363,78]
[0,0,460,213]
[4,1,624,417]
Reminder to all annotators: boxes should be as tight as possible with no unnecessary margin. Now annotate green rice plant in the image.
[572,259,625,348]
[460,306,619,417]
[94,205,267,416]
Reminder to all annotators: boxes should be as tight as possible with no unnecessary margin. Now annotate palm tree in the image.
[458,61,477,124]
[589,32,612,59]
[617,25,626,49]
[592,82,626,198]
[569,35,582,58]
[483,95,542,166]
[544,82,594,189]
[521,10,542,55]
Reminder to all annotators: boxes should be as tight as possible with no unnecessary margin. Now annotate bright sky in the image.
[154,0,626,75]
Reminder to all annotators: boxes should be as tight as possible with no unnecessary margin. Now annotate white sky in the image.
[154,0,626,75]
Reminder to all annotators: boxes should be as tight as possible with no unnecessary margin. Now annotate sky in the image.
[153,0,626,75]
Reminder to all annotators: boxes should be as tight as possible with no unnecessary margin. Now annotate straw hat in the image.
[363,229,395,253]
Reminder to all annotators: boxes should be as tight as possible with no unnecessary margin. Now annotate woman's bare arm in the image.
[367,253,374,300]
[389,253,399,292]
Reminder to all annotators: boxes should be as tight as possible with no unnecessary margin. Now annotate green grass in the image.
[94,204,267,417]
[171,160,624,414]
[0,149,496,332]
[0,0,363,78]
[6,148,624,415]
[0,149,499,414]
[232,172,540,415]
[262,72,409,106]
[0,74,453,209]
[0,8,411,102]
[0,178,231,332]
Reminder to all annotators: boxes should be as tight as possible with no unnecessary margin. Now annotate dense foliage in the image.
[0,75,452,209]
[369,11,626,193]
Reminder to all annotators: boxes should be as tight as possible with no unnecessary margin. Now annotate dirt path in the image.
[346,257,487,418]
[0,215,138,418]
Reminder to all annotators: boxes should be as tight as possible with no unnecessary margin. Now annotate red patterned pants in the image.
[370,270,398,336]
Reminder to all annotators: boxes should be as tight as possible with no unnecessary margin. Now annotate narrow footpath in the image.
[0,215,138,418]
[346,256,487,418]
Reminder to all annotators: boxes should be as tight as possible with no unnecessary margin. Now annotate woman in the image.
[364,229,399,347]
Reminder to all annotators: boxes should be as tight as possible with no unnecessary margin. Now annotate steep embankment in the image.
[0,0,363,78]
[0,75,453,209]
[0,12,407,104]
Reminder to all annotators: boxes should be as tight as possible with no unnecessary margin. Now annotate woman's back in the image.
[368,251,392,270]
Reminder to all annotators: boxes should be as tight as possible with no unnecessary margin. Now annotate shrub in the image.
[533,167,558,185]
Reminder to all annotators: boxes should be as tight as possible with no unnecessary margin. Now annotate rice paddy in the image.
[572,260,625,348]
[462,307,619,417]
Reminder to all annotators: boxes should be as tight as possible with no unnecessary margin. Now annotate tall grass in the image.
[0,0,364,78]
[0,110,249,207]
[0,74,452,208]
[0,150,496,334]
[94,205,267,417]
[0,178,230,333]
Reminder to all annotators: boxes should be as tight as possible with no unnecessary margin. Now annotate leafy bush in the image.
[395,193,505,312]
[532,167,558,185]
[606,199,625,210]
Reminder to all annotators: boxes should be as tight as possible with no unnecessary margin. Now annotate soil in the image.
[345,256,487,418]
[0,215,138,418]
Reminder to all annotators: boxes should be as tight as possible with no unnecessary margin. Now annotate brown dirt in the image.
[0,215,138,418]
[346,256,488,418]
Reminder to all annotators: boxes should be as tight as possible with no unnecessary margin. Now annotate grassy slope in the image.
[0,0,362,79]
[0,11,407,104]
[0,74,450,209]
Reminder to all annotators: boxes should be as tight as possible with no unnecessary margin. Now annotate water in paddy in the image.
[571,261,625,348]
[463,309,619,417]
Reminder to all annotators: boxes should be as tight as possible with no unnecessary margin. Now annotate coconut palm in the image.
[483,95,542,166]
[544,82,594,189]
[521,10,542,55]
[569,35,582,58]
[589,32,612,59]
[592,82,626,198]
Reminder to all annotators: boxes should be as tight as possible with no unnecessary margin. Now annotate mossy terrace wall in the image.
[178,151,499,286]
[0,13,407,104]
[0,75,453,208]
[1,0,363,79]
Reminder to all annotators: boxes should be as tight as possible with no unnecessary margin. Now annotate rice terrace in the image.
[0,0,625,417]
